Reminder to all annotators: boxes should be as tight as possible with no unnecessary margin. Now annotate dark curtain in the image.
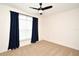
[8,11,19,50]
[31,17,39,43]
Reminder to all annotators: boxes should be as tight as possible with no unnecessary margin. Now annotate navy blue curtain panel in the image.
[8,11,19,50]
[31,17,39,43]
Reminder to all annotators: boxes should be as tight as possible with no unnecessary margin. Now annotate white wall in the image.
[0,4,38,53]
[0,5,10,53]
[40,8,79,50]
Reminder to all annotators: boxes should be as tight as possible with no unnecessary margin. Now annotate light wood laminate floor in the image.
[0,40,79,56]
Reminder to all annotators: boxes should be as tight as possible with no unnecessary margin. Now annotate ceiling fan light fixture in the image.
[38,10,43,14]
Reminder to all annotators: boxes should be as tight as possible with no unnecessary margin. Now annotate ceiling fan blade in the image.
[30,7,39,10]
[42,6,53,10]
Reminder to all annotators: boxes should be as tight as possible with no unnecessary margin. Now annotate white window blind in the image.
[19,14,32,41]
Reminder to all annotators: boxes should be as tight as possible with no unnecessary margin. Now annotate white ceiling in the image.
[4,3,79,16]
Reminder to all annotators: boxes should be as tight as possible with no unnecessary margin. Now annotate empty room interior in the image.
[0,3,79,56]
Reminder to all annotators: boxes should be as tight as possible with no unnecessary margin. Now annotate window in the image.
[19,14,32,41]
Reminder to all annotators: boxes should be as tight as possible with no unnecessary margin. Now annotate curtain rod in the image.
[10,11,37,18]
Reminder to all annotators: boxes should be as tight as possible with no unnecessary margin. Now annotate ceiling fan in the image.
[30,3,53,15]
